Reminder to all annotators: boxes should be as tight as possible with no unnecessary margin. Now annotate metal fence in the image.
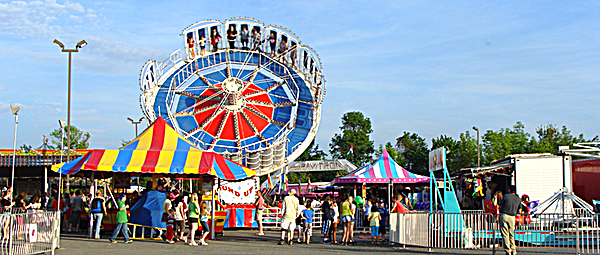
[261,207,323,230]
[514,213,600,254]
[0,211,60,255]
[390,212,497,250]
[389,212,600,254]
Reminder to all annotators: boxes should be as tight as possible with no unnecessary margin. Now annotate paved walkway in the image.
[54,230,567,255]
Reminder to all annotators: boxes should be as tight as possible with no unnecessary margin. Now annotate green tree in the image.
[529,124,587,154]
[329,111,375,166]
[375,142,402,164]
[287,140,336,183]
[431,134,459,172]
[296,140,327,161]
[454,131,479,169]
[395,132,429,175]
[431,132,478,173]
[482,121,530,164]
[49,125,91,149]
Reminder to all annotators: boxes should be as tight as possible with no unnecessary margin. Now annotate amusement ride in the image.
[139,18,325,176]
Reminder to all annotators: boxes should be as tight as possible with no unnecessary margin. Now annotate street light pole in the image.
[473,126,480,169]
[127,117,145,136]
[59,120,65,194]
[10,105,20,197]
[54,39,87,162]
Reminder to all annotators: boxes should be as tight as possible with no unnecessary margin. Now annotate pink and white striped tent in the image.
[334,148,430,184]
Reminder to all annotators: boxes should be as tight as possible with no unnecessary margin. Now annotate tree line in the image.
[325,111,598,180]
[19,113,596,183]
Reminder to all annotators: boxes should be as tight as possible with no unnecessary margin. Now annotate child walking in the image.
[367,205,381,245]
[301,201,315,244]
[109,194,132,244]
[199,201,210,246]
[165,208,175,244]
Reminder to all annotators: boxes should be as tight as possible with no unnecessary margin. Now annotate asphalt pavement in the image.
[55,229,570,255]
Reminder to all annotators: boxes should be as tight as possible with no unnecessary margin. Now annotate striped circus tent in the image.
[334,148,429,184]
[51,117,255,180]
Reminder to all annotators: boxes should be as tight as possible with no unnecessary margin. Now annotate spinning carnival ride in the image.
[139,18,325,175]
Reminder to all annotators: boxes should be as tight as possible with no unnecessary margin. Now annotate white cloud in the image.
[0,101,28,114]
[76,35,171,76]
[64,1,84,13]
[0,101,9,113]
[84,12,97,19]
[72,108,97,115]
[0,0,98,38]
[69,14,82,23]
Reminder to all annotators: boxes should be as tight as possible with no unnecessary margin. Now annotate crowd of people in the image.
[0,180,422,249]
[186,25,296,61]
[259,189,416,247]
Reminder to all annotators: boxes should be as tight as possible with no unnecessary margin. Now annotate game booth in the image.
[52,117,257,239]
[333,148,430,210]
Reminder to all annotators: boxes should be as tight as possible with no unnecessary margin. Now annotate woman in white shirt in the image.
[28,196,42,212]
[330,201,340,244]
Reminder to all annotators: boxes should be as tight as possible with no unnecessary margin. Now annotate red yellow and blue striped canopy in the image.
[334,148,429,184]
[51,117,255,180]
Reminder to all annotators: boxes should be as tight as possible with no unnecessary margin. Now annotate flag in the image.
[267,173,273,189]
[298,180,303,194]
[347,145,354,155]
[307,178,312,192]
[284,174,288,191]
[278,172,284,194]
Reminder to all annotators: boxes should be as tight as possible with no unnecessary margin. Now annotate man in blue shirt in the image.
[378,200,389,239]
[363,200,372,234]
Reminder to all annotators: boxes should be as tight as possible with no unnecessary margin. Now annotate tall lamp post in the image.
[127,117,145,136]
[10,105,20,197]
[473,126,480,169]
[58,120,66,194]
[53,39,87,162]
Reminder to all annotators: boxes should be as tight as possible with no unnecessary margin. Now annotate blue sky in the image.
[1,0,599,153]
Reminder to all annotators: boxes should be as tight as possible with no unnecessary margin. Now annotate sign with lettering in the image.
[429,147,447,172]
[289,160,347,172]
[217,178,258,205]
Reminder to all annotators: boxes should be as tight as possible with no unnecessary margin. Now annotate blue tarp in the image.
[129,191,166,229]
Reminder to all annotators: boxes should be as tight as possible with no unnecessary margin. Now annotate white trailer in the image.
[511,154,572,203]
[457,153,572,203]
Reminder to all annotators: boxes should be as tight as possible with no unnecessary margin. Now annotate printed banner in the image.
[218,178,258,205]
[429,147,446,172]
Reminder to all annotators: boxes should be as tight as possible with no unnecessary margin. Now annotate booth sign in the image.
[218,178,258,205]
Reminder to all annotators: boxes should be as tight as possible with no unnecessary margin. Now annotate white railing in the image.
[389,212,600,254]
[260,207,322,230]
[0,211,60,255]
[261,207,281,230]
[313,208,323,229]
